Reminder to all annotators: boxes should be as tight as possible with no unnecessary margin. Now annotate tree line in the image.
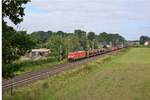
[30,30,126,60]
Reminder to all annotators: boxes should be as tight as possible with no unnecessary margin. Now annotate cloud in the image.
[29,0,150,20]
[6,0,150,40]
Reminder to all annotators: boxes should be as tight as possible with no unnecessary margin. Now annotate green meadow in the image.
[3,48,150,100]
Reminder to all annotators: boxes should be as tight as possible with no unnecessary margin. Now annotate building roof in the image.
[32,48,50,52]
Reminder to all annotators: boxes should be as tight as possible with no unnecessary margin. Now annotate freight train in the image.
[67,46,124,61]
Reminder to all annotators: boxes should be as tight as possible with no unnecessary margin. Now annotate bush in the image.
[2,57,58,78]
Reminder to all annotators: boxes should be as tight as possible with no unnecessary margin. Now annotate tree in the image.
[2,0,35,78]
[87,32,96,41]
[2,0,30,25]
[87,32,100,49]
[140,35,150,44]
[31,31,53,43]
[48,34,82,60]
[56,31,66,36]
[3,31,35,78]
[74,29,87,50]
[3,31,35,64]
[98,32,108,42]
[98,32,125,46]
[63,35,80,53]
[48,35,64,60]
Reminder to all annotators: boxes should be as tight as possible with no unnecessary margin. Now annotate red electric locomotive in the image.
[67,51,86,61]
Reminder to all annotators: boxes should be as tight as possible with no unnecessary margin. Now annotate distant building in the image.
[144,41,150,46]
[28,48,50,57]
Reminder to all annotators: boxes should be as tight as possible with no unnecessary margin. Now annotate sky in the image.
[8,0,150,40]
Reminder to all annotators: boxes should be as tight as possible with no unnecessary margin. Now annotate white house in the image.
[28,48,50,57]
[144,41,150,46]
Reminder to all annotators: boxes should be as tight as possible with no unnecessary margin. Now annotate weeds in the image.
[3,57,61,78]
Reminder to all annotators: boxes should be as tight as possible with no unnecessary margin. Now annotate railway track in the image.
[2,50,120,92]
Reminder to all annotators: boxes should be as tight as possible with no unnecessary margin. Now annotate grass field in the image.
[3,48,150,100]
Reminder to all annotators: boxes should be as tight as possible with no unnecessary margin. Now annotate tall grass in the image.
[13,57,58,70]
[3,57,61,78]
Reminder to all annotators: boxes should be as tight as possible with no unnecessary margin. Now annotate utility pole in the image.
[86,34,90,58]
[59,45,62,61]
[59,33,63,61]
[67,38,70,55]
[92,39,95,50]
[11,78,15,96]
[10,72,15,96]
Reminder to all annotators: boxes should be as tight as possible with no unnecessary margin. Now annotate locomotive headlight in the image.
[68,55,73,58]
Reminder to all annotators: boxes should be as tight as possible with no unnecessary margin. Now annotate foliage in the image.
[74,29,87,50]
[30,30,126,60]
[2,0,30,25]
[2,0,35,78]
[3,57,58,78]
[48,35,64,60]
[2,31,35,78]
[31,31,53,43]
[63,35,81,52]
[140,35,150,44]
[98,32,126,46]
[87,32,96,41]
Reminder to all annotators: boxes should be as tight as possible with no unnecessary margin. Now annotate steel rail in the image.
[2,49,122,92]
